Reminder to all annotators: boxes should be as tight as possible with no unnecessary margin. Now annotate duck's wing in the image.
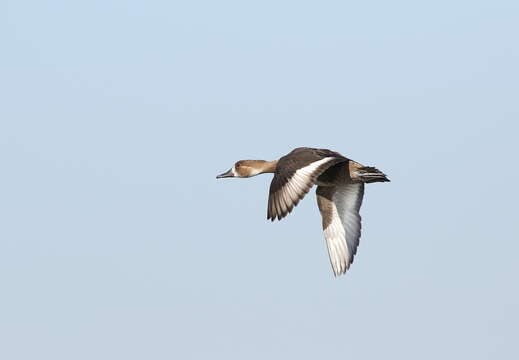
[267,148,347,221]
[316,183,364,277]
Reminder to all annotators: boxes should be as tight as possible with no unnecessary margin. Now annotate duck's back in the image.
[277,148,346,171]
[267,148,349,220]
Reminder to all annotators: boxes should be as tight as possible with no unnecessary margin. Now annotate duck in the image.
[216,147,389,277]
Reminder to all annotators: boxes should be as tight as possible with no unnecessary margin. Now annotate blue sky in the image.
[1,1,518,359]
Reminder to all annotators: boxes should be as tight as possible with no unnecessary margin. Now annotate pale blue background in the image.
[1,1,518,359]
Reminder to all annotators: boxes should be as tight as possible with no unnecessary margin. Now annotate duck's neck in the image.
[258,160,278,173]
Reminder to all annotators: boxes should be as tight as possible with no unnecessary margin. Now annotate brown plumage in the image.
[216,147,389,277]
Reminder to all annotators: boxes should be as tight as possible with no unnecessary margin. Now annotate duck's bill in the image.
[216,169,234,179]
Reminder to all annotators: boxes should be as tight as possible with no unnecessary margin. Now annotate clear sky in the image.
[1,1,518,359]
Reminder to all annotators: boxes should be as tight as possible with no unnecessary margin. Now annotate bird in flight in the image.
[216,147,389,277]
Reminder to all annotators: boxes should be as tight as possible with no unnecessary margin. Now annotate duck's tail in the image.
[354,166,390,183]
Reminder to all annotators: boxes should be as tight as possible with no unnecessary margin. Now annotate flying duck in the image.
[216,147,389,277]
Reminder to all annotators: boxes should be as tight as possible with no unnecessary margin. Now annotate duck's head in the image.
[216,160,276,179]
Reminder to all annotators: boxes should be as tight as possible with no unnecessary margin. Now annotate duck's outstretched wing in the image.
[267,148,347,221]
[316,183,364,277]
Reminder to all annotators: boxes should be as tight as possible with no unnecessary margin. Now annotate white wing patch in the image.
[318,183,364,276]
[284,156,336,201]
[269,157,338,220]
